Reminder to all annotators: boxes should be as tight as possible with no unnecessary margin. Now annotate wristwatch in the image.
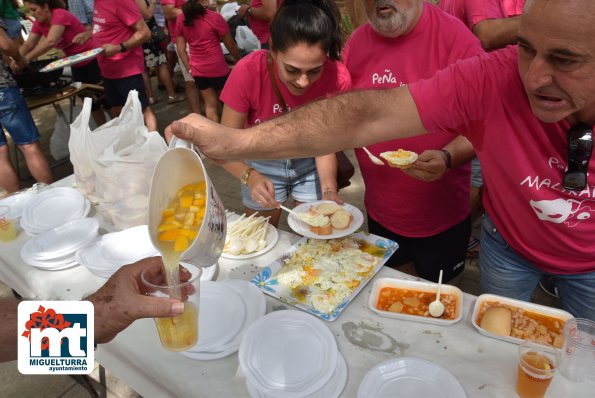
[240,167,255,185]
[120,43,127,53]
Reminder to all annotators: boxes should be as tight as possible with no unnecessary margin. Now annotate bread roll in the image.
[309,222,333,235]
[480,307,512,336]
[315,202,342,216]
[380,149,418,169]
[330,209,352,230]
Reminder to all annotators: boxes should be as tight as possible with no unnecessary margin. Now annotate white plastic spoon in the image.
[279,205,329,227]
[362,147,385,165]
[429,269,445,318]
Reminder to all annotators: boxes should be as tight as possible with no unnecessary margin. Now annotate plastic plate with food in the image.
[40,48,104,72]
[251,231,398,321]
[471,294,573,347]
[287,200,364,239]
[368,277,463,326]
[221,213,279,260]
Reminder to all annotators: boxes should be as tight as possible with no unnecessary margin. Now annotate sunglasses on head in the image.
[563,123,593,191]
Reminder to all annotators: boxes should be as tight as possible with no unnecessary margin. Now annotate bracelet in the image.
[440,149,452,170]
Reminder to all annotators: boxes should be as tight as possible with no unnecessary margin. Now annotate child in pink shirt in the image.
[219,0,351,227]
[175,0,239,122]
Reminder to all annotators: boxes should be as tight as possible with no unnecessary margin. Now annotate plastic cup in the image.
[0,206,17,242]
[141,263,202,352]
[516,340,560,398]
[559,318,595,382]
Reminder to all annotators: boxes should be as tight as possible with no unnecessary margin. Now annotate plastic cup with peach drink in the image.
[516,340,560,398]
[0,206,17,242]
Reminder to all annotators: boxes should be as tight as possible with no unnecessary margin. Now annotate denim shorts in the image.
[1,18,22,39]
[242,159,320,210]
[480,213,595,320]
[471,157,483,187]
[0,86,40,146]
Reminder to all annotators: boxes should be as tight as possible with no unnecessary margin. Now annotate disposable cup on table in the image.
[141,263,202,352]
[516,340,560,398]
[559,318,595,382]
[0,206,18,242]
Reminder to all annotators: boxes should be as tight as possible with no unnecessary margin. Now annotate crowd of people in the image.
[0,0,593,354]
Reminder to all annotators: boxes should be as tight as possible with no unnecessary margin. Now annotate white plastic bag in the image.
[235,26,260,53]
[68,98,121,202]
[220,2,239,21]
[93,91,167,229]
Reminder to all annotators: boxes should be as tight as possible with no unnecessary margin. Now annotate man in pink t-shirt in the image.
[342,0,483,282]
[435,0,519,51]
[93,0,157,130]
[168,0,595,320]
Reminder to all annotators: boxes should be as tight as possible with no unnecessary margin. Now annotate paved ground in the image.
[0,76,561,397]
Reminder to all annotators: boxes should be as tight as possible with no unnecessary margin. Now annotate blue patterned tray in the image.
[251,231,398,321]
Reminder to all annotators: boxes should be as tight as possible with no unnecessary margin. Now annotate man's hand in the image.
[101,43,121,57]
[88,257,184,344]
[166,115,236,161]
[72,31,92,45]
[401,149,449,182]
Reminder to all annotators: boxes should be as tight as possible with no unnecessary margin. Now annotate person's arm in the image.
[135,0,157,20]
[167,86,426,161]
[162,4,182,21]
[0,298,20,362]
[0,27,27,70]
[221,32,240,63]
[220,105,278,208]
[18,32,41,58]
[175,35,190,73]
[315,154,343,203]
[22,25,66,62]
[238,0,277,22]
[402,135,475,182]
[472,16,520,51]
[102,19,151,57]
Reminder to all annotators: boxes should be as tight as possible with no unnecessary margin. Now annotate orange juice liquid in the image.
[516,352,555,398]
[0,218,17,242]
[154,301,198,351]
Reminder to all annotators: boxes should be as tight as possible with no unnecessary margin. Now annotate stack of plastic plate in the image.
[0,190,35,219]
[181,280,266,360]
[20,187,90,235]
[239,310,347,398]
[75,225,218,279]
[20,218,99,270]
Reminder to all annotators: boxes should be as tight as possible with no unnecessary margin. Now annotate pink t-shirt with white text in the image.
[409,46,595,274]
[174,10,230,77]
[435,0,504,30]
[93,0,144,79]
[220,50,351,126]
[248,0,281,45]
[342,2,483,237]
[31,8,97,67]
[161,0,185,41]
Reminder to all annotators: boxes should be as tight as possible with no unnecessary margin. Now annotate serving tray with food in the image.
[471,294,573,347]
[367,277,463,326]
[40,48,104,72]
[221,213,279,260]
[251,231,398,321]
[286,200,364,239]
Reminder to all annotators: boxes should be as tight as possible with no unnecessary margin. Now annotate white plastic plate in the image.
[357,357,466,398]
[0,191,35,219]
[368,277,463,326]
[287,200,364,239]
[29,218,99,260]
[471,293,573,345]
[239,310,337,397]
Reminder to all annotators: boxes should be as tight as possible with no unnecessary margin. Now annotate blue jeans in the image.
[0,86,40,146]
[480,213,595,320]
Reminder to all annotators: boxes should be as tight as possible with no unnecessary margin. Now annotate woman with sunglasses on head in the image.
[174,0,240,123]
[218,0,352,227]
[19,0,106,125]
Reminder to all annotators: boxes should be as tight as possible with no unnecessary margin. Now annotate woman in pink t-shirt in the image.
[218,0,352,227]
[175,0,239,122]
[20,0,106,125]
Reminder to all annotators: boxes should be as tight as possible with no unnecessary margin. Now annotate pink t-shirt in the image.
[31,8,97,67]
[435,0,504,30]
[161,0,185,41]
[220,50,351,126]
[174,10,230,77]
[410,46,595,274]
[342,2,483,237]
[248,0,281,45]
[502,0,525,17]
[93,0,144,79]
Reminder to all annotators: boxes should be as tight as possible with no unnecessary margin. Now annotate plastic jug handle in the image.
[168,137,205,158]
